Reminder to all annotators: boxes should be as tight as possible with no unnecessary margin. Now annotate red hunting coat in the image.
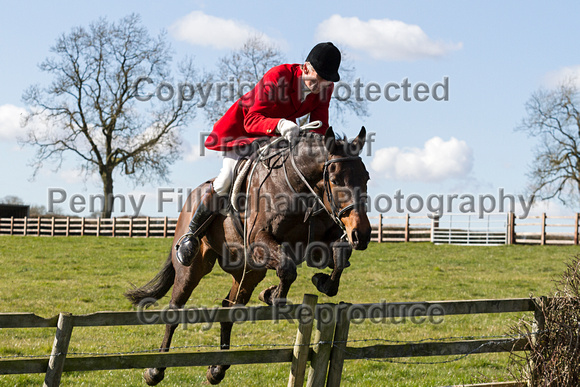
[205,64,333,151]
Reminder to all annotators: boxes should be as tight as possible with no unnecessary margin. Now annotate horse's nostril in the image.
[351,228,359,244]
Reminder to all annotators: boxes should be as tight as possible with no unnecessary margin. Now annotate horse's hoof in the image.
[258,285,277,305]
[206,365,226,385]
[312,273,338,297]
[143,368,165,386]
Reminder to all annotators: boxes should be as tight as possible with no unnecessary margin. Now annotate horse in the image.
[125,127,372,385]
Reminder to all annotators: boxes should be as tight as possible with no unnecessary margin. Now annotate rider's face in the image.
[302,64,332,94]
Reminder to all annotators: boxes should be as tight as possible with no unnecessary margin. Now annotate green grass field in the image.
[0,236,577,386]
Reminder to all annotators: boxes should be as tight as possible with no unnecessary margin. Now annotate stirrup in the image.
[175,231,195,249]
[175,232,200,266]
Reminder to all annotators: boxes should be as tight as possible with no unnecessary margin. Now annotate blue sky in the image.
[1,1,579,218]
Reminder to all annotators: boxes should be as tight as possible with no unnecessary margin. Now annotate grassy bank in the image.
[0,236,577,386]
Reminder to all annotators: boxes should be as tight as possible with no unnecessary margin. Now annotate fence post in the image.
[80,217,85,236]
[540,213,546,245]
[23,217,28,236]
[44,312,74,387]
[575,213,579,245]
[404,213,410,242]
[37,216,41,236]
[507,212,515,245]
[65,217,70,237]
[51,217,55,237]
[378,214,383,243]
[96,217,100,237]
[288,294,318,387]
[163,216,168,238]
[10,216,14,235]
[306,304,336,387]
[146,216,150,238]
[326,304,351,387]
[430,214,440,243]
[129,217,133,237]
[530,297,547,385]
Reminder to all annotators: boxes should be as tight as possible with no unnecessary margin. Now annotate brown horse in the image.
[125,127,371,385]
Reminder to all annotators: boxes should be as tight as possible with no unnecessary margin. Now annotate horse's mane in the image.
[297,131,351,157]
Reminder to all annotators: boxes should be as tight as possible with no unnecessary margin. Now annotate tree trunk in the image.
[101,170,114,218]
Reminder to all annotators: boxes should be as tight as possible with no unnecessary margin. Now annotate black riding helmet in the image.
[306,42,341,82]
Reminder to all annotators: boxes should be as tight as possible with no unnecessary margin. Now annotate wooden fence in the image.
[0,216,178,238]
[0,295,542,386]
[371,213,580,245]
[1,212,579,245]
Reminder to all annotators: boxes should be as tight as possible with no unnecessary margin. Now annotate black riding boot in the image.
[176,186,220,266]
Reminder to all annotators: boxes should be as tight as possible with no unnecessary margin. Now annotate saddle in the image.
[229,136,291,211]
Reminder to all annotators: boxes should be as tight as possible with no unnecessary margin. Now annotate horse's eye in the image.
[331,179,338,185]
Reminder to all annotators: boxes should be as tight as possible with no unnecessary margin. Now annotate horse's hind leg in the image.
[206,269,266,385]
[144,249,216,386]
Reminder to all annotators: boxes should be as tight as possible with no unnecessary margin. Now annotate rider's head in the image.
[302,42,341,94]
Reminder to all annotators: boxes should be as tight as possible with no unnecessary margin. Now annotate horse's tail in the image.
[125,253,175,307]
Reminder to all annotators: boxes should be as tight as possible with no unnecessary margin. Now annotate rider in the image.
[176,42,342,266]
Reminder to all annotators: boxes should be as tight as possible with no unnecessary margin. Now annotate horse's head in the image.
[321,127,372,250]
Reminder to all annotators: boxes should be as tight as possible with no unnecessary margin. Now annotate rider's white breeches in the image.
[213,150,240,197]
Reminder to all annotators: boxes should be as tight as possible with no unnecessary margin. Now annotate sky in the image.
[1,1,579,220]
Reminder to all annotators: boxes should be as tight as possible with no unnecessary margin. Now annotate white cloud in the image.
[522,198,569,218]
[316,15,462,61]
[170,11,277,50]
[0,104,26,141]
[543,65,580,88]
[185,143,203,162]
[58,169,97,184]
[371,136,473,182]
[184,142,219,163]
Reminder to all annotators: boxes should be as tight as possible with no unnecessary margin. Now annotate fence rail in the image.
[0,295,543,386]
[1,212,579,245]
[0,216,178,238]
[370,212,580,245]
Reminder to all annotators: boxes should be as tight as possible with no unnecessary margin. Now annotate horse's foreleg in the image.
[312,239,352,297]
[207,270,266,384]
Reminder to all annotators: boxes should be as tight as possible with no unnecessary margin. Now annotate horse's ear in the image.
[349,126,366,156]
[324,126,337,154]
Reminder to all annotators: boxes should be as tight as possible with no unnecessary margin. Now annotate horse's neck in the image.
[292,140,326,187]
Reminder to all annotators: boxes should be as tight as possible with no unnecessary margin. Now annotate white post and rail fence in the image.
[1,212,579,245]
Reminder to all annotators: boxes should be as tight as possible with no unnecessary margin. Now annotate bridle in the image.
[289,139,363,236]
[322,156,364,220]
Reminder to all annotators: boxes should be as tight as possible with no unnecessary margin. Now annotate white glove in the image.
[276,119,300,140]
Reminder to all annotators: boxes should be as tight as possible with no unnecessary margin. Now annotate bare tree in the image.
[517,79,580,205]
[1,196,55,216]
[0,196,24,205]
[21,14,199,217]
[203,36,368,127]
